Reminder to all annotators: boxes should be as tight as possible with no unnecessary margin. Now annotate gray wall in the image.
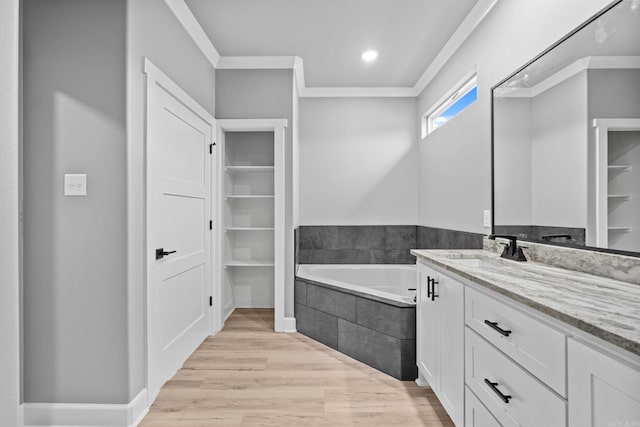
[494,97,532,225]
[0,0,21,423]
[416,0,612,234]
[299,97,418,226]
[126,0,216,400]
[23,0,128,404]
[22,0,216,405]
[216,69,295,317]
[531,71,588,227]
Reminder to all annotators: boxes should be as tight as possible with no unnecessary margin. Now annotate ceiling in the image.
[184,0,479,88]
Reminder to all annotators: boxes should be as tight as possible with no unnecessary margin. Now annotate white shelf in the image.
[225,227,274,232]
[226,166,274,173]
[607,194,631,200]
[608,165,631,172]
[608,227,631,232]
[225,260,275,267]
[225,195,274,200]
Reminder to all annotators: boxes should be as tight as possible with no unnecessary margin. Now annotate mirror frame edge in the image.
[490,0,640,258]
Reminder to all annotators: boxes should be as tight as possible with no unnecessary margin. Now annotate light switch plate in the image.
[483,210,491,227]
[64,174,87,196]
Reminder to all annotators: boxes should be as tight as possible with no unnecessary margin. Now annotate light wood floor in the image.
[141,308,454,426]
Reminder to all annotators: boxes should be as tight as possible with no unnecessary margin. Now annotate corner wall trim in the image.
[282,317,297,333]
[22,389,148,427]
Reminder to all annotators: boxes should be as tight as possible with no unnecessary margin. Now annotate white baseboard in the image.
[223,301,235,322]
[282,316,297,333]
[23,388,148,427]
[415,373,430,388]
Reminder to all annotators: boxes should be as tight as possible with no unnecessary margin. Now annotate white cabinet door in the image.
[438,272,464,427]
[417,261,439,388]
[416,260,464,426]
[568,338,640,427]
[465,386,501,427]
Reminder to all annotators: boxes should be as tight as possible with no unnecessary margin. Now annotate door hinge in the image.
[209,142,216,154]
[209,220,213,230]
[209,296,213,306]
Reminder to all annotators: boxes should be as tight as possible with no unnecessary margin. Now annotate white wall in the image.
[531,71,588,227]
[417,0,612,234]
[299,97,418,225]
[0,0,21,424]
[127,0,216,400]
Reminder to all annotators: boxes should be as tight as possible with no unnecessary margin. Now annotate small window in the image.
[423,74,477,137]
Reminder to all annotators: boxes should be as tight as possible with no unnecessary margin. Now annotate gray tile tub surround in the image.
[417,226,484,249]
[298,225,417,264]
[294,278,417,380]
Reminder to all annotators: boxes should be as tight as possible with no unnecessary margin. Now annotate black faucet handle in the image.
[488,234,526,261]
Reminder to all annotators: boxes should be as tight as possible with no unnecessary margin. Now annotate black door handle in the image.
[484,379,512,403]
[484,320,512,337]
[155,248,177,260]
[427,276,432,298]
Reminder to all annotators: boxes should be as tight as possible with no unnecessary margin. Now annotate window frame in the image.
[422,72,478,138]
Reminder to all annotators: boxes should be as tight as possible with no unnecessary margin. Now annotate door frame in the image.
[143,58,218,404]
[592,118,640,247]
[216,119,288,332]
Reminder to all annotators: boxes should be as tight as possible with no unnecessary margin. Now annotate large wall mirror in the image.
[492,0,640,256]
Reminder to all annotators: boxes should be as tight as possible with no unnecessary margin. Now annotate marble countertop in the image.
[410,249,640,358]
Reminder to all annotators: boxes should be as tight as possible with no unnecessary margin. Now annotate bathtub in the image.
[295,264,417,380]
[296,264,416,305]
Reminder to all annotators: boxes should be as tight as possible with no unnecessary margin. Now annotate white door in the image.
[145,60,215,402]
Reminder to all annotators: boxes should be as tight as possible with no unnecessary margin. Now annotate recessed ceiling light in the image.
[361,50,378,62]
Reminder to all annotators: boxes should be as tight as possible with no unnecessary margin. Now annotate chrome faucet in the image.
[488,234,527,262]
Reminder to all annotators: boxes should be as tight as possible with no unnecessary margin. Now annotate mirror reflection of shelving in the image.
[607,130,639,252]
[223,131,275,308]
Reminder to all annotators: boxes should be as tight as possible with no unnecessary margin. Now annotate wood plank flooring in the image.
[141,308,453,426]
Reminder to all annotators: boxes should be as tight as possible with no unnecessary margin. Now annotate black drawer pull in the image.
[430,277,439,301]
[427,276,432,298]
[484,379,512,403]
[484,320,512,337]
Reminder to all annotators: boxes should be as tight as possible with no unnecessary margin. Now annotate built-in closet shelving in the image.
[605,129,639,251]
[593,119,640,251]
[217,119,287,321]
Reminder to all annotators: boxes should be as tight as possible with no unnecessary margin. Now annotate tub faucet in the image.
[488,234,527,262]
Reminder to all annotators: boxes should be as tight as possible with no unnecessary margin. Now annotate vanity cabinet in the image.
[416,260,464,426]
[415,251,640,427]
[568,338,640,427]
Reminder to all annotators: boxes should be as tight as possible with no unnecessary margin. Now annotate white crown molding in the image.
[496,56,640,98]
[302,86,417,98]
[22,389,148,427]
[168,0,498,98]
[412,0,499,96]
[164,0,220,67]
[216,56,298,70]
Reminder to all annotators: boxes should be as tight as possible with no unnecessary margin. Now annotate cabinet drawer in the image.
[466,386,501,427]
[466,327,566,427]
[465,286,567,396]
